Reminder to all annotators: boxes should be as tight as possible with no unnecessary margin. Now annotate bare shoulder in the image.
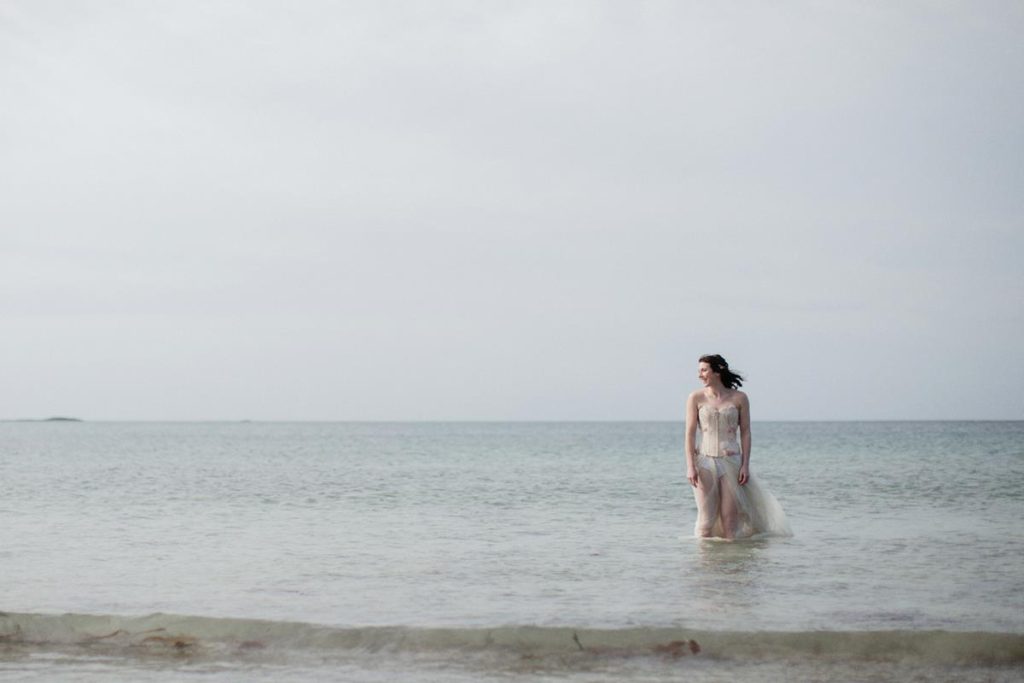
[731,390,750,409]
[687,389,704,405]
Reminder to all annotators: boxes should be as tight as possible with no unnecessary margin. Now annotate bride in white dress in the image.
[685,354,791,539]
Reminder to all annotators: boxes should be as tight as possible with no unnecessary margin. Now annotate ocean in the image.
[1,420,1022,681]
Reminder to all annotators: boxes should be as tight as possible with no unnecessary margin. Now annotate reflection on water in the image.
[679,539,776,628]
[695,538,773,572]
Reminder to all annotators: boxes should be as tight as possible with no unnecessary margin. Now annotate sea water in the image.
[1,421,1022,681]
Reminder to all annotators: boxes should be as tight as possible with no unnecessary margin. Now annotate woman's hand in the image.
[738,464,749,486]
[687,466,699,487]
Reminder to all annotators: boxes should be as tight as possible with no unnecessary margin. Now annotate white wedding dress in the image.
[692,403,791,539]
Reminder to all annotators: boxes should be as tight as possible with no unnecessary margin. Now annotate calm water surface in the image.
[1,421,1022,681]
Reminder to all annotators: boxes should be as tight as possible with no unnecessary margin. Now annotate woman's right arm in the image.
[685,393,699,487]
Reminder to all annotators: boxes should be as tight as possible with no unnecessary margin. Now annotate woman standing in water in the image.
[685,354,791,539]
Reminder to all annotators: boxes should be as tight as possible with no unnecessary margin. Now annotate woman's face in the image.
[698,361,718,386]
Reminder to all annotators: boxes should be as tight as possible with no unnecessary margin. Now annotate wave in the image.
[1,611,1022,667]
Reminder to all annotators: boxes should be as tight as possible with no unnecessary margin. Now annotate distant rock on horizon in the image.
[43,416,83,422]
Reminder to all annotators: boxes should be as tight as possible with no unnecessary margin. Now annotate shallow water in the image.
[1,420,1022,680]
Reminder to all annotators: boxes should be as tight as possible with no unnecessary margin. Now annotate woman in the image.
[685,354,790,539]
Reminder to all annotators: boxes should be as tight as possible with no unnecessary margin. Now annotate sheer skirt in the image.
[693,453,791,539]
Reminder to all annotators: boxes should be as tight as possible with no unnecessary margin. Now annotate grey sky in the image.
[2,1,1022,420]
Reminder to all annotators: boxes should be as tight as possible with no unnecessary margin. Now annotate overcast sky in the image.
[2,1,1022,421]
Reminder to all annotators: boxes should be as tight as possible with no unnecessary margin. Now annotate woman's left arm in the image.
[738,393,751,485]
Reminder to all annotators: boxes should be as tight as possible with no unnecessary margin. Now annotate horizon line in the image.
[3,418,1023,424]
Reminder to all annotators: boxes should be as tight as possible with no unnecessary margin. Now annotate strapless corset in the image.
[690,401,791,539]
[698,403,741,457]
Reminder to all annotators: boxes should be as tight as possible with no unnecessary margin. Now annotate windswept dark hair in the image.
[699,354,745,389]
